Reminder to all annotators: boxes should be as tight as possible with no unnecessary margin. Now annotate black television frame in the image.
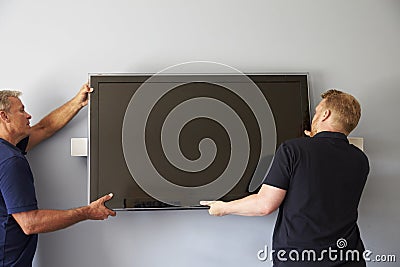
[88,73,310,210]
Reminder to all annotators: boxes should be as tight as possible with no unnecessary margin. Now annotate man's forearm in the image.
[201,184,286,217]
[12,193,116,235]
[26,83,91,150]
[35,97,82,137]
[14,207,89,235]
[219,194,272,217]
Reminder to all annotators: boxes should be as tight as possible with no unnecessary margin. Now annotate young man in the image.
[0,84,116,266]
[201,89,369,266]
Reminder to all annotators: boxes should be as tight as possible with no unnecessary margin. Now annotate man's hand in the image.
[86,193,117,220]
[200,200,227,216]
[304,130,312,137]
[73,82,93,108]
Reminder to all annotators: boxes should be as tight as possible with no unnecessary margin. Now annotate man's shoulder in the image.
[0,142,16,157]
[282,136,311,148]
[278,136,322,157]
[0,141,25,166]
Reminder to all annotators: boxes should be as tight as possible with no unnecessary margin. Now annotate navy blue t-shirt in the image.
[264,131,369,266]
[0,137,38,267]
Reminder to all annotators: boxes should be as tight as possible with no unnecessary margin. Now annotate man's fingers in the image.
[304,130,311,137]
[99,193,113,204]
[85,82,93,93]
[81,82,92,93]
[200,201,214,206]
[108,209,117,217]
[100,193,116,218]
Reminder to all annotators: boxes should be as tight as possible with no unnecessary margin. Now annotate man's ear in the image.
[321,109,331,121]
[0,111,10,122]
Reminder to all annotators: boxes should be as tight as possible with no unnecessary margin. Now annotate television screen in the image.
[89,73,310,210]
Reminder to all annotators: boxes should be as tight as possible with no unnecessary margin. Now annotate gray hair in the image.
[0,90,22,112]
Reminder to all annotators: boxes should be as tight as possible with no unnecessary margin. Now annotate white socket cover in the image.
[71,138,88,156]
[348,137,364,151]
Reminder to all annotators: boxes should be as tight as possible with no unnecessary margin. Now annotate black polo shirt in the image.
[264,131,369,266]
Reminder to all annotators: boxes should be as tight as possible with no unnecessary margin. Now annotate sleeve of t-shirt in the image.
[0,156,38,214]
[262,143,292,190]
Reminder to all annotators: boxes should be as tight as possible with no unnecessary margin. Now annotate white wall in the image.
[1,0,399,266]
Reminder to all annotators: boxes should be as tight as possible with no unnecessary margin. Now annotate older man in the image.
[201,89,369,267]
[0,84,116,267]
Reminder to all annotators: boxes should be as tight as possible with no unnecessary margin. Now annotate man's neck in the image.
[0,132,22,146]
[316,128,348,136]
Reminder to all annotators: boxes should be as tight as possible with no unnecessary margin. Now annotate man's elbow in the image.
[255,184,286,216]
[259,206,276,216]
[258,201,280,216]
[20,223,37,235]
[13,212,40,235]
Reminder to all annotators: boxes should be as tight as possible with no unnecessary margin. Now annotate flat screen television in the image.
[89,73,310,210]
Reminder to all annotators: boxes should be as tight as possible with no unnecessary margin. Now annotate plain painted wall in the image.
[1,0,399,266]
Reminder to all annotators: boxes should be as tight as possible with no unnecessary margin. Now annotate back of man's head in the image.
[321,89,361,135]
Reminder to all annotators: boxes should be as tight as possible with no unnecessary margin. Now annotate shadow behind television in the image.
[89,73,310,210]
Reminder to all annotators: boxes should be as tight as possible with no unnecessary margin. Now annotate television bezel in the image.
[88,73,311,210]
